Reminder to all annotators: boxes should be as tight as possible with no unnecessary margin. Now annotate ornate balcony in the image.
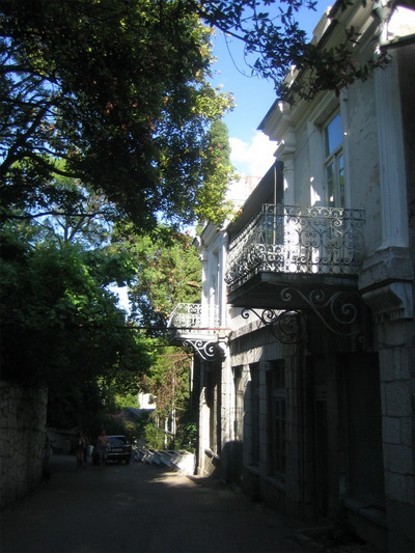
[167,303,222,360]
[225,204,365,330]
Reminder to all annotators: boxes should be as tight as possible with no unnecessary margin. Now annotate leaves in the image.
[196,120,235,226]
[112,223,201,328]
[0,221,152,428]
[196,0,390,101]
[0,0,231,228]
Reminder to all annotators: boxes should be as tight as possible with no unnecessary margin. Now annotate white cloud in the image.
[230,131,276,177]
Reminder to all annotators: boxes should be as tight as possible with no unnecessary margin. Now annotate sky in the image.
[115,2,331,310]
[210,1,331,177]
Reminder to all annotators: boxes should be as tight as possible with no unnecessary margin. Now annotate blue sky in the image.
[210,1,331,175]
[115,2,331,311]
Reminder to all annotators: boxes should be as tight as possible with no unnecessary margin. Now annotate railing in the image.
[167,303,220,335]
[225,204,365,289]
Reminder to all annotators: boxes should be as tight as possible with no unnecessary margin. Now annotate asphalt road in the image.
[1,455,310,553]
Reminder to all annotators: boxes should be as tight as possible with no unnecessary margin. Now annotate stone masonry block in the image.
[380,348,395,381]
[385,471,407,502]
[400,417,412,446]
[386,381,411,417]
[405,474,415,503]
[385,444,414,474]
[383,417,401,444]
[393,348,410,380]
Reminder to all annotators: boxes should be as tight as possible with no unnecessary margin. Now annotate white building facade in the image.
[169,2,414,551]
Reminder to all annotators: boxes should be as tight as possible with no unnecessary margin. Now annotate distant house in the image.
[138,392,156,410]
[119,407,154,422]
[113,394,156,425]
[169,2,414,552]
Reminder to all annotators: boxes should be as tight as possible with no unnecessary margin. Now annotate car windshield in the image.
[109,436,127,445]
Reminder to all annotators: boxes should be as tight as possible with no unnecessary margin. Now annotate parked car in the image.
[92,435,132,465]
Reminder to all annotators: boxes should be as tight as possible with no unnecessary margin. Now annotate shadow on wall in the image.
[0,382,48,508]
[204,441,244,486]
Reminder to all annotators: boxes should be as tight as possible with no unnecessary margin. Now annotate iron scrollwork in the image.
[242,308,307,344]
[241,287,362,342]
[280,287,361,336]
[225,204,365,289]
[182,338,221,361]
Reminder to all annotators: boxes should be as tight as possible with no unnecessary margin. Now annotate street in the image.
[1,455,310,553]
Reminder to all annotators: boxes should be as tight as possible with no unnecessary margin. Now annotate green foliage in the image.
[143,348,192,419]
[31,176,116,249]
[113,224,201,327]
[176,421,198,453]
[114,392,139,410]
[0,0,387,235]
[0,0,232,228]
[143,421,167,451]
[0,221,152,428]
[196,120,235,226]
[1,0,235,438]
[103,417,144,444]
[196,0,390,101]
[140,346,194,450]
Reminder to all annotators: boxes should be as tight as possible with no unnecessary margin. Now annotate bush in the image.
[176,421,197,452]
[143,422,166,450]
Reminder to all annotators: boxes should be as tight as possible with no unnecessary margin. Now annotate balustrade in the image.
[225,204,365,290]
[167,303,220,335]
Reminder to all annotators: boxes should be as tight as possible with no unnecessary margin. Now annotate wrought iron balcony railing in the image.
[167,303,220,335]
[167,303,222,361]
[225,204,365,290]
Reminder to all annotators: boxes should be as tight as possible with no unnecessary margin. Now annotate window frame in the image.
[324,111,345,208]
[267,361,286,480]
[249,363,260,467]
[307,92,350,209]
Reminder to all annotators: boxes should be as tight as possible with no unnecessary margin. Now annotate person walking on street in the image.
[82,431,91,468]
[75,432,88,471]
[96,429,109,469]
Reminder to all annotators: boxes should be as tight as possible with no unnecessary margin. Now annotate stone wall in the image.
[0,381,48,508]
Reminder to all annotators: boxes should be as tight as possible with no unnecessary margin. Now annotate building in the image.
[168,2,415,551]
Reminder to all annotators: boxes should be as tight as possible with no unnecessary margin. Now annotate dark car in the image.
[92,435,132,465]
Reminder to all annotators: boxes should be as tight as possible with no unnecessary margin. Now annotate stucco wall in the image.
[346,77,381,256]
[0,381,48,508]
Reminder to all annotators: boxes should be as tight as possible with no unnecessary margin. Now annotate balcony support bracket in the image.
[181,338,223,362]
[241,308,307,344]
[280,287,361,336]
[242,286,363,341]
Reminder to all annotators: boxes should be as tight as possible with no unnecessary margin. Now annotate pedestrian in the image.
[43,432,54,480]
[82,432,90,468]
[75,431,87,471]
[96,429,109,469]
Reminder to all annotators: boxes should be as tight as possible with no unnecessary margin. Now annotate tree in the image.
[196,120,235,226]
[0,0,232,228]
[1,0,392,235]
[113,224,202,329]
[142,347,194,450]
[195,0,390,100]
[0,221,152,428]
[32,177,115,250]
[109,223,203,447]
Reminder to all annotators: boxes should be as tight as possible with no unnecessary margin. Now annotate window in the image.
[324,112,345,207]
[268,361,286,478]
[207,366,221,454]
[249,364,260,465]
[233,366,244,442]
